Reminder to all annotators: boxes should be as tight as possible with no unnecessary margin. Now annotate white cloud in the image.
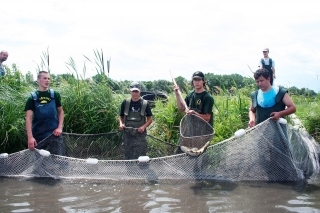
[1,0,320,92]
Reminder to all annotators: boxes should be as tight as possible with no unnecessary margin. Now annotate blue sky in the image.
[1,0,319,92]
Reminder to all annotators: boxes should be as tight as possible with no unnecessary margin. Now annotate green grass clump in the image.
[293,94,320,141]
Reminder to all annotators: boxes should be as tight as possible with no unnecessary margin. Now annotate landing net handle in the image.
[169,70,188,110]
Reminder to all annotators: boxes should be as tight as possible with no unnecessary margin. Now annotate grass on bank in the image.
[0,60,319,153]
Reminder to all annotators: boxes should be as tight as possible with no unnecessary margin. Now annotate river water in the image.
[1,174,320,213]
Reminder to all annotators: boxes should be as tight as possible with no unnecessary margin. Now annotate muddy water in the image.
[0,175,320,213]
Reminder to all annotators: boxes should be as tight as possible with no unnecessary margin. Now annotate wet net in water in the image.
[0,115,319,182]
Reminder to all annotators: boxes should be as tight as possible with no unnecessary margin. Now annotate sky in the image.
[1,0,320,92]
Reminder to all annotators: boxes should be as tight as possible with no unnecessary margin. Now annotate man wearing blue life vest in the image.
[259,48,276,85]
[174,71,214,127]
[248,68,296,127]
[0,50,9,77]
[25,71,65,155]
[119,82,153,159]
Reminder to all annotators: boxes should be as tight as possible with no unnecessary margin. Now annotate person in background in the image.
[259,48,276,85]
[25,71,65,155]
[119,81,153,159]
[248,68,296,127]
[0,50,9,76]
[174,71,214,127]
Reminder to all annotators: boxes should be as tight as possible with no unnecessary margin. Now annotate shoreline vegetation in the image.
[0,51,319,154]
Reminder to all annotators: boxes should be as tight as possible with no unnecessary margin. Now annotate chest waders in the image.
[31,89,65,156]
[124,98,148,128]
[261,58,274,85]
[122,98,148,159]
[251,86,287,124]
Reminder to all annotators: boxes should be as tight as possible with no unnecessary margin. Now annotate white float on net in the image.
[138,156,150,162]
[0,153,8,158]
[278,118,287,124]
[37,149,51,157]
[86,158,99,164]
[234,129,246,138]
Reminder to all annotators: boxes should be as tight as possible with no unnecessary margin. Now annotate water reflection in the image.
[0,176,319,212]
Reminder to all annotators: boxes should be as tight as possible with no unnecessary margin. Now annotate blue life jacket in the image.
[31,89,58,142]
[251,86,287,124]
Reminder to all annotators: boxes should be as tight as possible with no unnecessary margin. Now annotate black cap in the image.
[129,81,141,92]
[192,71,205,80]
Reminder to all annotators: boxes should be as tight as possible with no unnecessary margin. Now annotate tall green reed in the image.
[150,95,184,144]
[213,89,250,143]
[0,84,33,153]
[63,50,121,134]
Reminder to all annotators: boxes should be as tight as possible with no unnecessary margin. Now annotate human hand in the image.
[53,127,62,136]
[248,119,255,128]
[138,126,145,133]
[28,137,37,150]
[186,109,195,115]
[270,112,281,120]
[119,124,125,131]
[173,85,180,92]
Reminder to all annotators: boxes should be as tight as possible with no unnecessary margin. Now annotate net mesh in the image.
[179,114,214,149]
[0,115,319,182]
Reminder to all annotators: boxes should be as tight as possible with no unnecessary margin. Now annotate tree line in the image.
[49,72,318,97]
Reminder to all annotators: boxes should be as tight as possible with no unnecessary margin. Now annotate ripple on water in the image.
[0,177,320,212]
[11,208,33,213]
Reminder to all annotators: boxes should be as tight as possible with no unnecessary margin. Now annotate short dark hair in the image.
[37,71,49,79]
[254,68,270,80]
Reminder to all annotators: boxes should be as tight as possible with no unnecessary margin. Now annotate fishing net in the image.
[178,114,214,149]
[0,115,319,182]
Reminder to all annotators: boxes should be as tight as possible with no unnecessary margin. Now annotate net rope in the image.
[0,114,319,181]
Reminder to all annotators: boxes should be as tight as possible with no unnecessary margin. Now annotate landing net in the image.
[0,115,319,181]
[179,114,214,149]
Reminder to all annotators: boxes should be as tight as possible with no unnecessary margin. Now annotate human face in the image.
[37,72,50,91]
[130,90,140,101]
[263,51,269,58]
[193,78,204,90]
[255,75,271,91]
[0,52,8,62]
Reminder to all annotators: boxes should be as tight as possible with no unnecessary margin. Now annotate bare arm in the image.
[186,110,211,122]
[272,67,276,79]
[26,110,37,150]
[248,102,256,128]
[259,62,263,69]
[53,106,64,136]
[173,85,187,112]
[270,93,296,120]
[197,113,211,122]
[119,116,125,130]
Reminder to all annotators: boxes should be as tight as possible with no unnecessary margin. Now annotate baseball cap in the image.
[262,48,269,52]
[129,81,141,92]
[192,71,205,80]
